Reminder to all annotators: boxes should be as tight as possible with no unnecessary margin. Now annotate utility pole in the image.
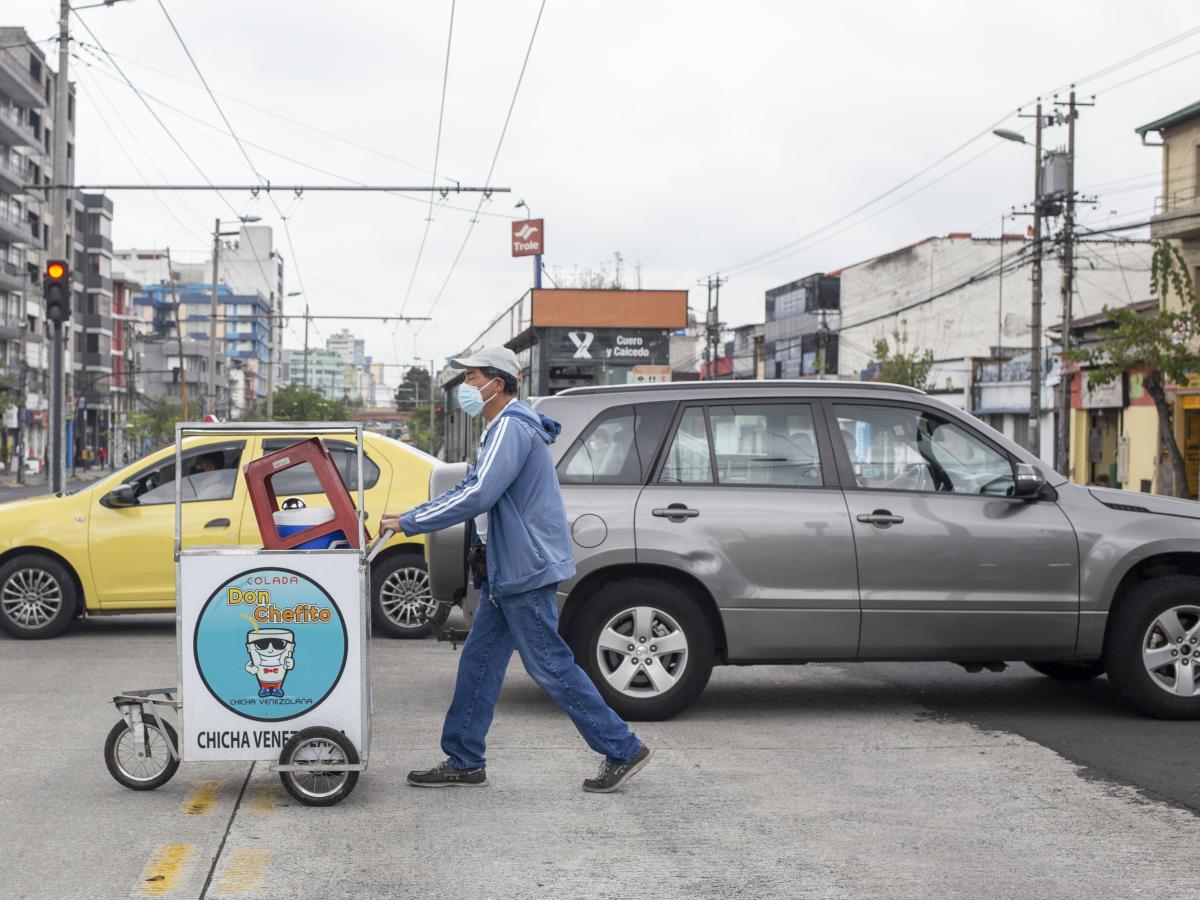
[302,299,310,389]
[700,274,728,380]
[997,213,1006,353]
[208,218,220,416]
[49,0,70,493]
[265,289,276,419]
[1054,86,1092,477]
[166,247,187,419]
[702,278,712,379]
[15,297,27,484]
[1016,100,1046,459]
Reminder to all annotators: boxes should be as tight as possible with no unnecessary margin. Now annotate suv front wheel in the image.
[1106,575,1200,719]
[571,578,714,721]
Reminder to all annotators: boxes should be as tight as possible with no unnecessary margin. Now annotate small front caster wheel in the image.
[104,716,180,791]
[277,726,360,807]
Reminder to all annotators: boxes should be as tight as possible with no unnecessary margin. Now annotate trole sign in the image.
[511,218,544,257]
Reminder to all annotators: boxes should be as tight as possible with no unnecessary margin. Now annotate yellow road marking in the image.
[214,850,270,894]
[138,843,194,896]
[247,781,282,813]
[181,779,223,815]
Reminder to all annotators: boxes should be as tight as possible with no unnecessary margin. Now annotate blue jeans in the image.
[441,583,641,769]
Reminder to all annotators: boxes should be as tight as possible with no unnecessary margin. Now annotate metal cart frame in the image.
[106,422,386,806]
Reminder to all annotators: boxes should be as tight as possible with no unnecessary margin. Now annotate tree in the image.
[394,366,431,412]
[1066,239,1198,497]
[868,322,935,392]
[127,397,182,452]
[269,384,354,422]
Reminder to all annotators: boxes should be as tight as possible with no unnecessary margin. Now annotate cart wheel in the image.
[104,716,180,791]
[278,727,359,807]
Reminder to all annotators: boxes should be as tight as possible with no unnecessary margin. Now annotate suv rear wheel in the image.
[570,578,714,721]
[1106,575,1200,719]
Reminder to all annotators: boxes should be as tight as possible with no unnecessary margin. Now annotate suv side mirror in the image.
[100,484,137,508]
[1012,463,1045,499]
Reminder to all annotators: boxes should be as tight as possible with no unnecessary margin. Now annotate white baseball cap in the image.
[450,345,521,379]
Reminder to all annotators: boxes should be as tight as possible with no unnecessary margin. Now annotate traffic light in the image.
[44,259,70,324]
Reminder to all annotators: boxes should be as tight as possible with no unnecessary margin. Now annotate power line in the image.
[399,0,456,319]
[71,64,209,243]
[76,39,448,181]
[71,9,243,220]
[78,55,520,219]
[416,0,548,334]
[154,0,295,306]
[712,21,1200,281]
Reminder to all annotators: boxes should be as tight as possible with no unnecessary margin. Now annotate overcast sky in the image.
[7,1,1200,375]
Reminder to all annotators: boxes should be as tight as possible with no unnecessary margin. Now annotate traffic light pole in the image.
[50,321,63,493]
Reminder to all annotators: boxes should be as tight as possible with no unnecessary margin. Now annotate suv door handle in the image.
[204,518,231,528]
[856,510,904,527]
[652,504,700,521]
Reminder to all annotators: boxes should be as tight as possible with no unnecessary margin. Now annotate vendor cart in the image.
[103,422,389,807]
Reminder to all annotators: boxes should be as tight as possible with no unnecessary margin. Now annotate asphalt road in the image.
[2,615,1197,899]
[0,471,108,502]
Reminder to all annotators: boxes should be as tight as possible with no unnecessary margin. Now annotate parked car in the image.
[0,431,445,640]
[426,380,1200,721]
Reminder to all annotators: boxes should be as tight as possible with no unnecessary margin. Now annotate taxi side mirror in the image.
[100,484,137,508]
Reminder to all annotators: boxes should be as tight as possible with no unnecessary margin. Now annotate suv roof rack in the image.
[555,379,925,397]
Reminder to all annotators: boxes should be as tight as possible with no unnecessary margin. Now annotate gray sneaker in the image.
[407,759,488,788]
[583,744,654,793]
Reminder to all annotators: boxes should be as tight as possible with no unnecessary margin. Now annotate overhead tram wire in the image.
[415,0,549,336]
[76,40,445,181]
[79,59,519,222]
[154,0,300,301]
[71,9,243,221]
[399,0,457,320]
[71,64,209,244]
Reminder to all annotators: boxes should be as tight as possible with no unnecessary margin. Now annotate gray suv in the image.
[426,380,1200,722]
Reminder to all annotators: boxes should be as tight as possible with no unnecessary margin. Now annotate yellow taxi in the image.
[0,431,442,640]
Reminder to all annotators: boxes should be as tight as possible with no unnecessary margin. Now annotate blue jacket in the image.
[399,400,577,596]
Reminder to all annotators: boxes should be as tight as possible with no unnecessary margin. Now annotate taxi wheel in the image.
[104,717,180,791]
[0,553,78,639]
[278,727,359,807]
[372,553,448,639]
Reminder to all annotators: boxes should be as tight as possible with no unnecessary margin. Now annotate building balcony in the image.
[81,312,107,330]
[0,154,27,194]
[0,207,37,246]
[85,232,113,254]
[0,46,47,109]
[0,258,24,292]
[0,102,37,149]
[1150,195,1200,241]
[84,273,113,294]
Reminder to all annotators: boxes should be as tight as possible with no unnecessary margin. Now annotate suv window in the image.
[127,442,245,506]
[835,404,1014,495]
[659,406,714,484]
[558,403,674,485]
[260,439,381,494]
[709,403,823,486]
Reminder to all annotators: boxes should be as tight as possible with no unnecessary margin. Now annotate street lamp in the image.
[995,114,1044,459]
[208,215,261,416]
[286,290,311,389]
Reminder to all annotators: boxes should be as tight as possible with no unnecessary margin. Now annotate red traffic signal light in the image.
[44,259,71,324]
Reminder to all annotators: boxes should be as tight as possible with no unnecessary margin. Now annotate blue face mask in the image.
[457,379,498,417]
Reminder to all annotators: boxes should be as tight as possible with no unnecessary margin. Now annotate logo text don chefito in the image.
[227,587,333,624]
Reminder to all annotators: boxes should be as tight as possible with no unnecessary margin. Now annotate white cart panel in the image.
[179,551,368,762]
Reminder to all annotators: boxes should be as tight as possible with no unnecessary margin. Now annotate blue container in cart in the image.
[272,507,347,549]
